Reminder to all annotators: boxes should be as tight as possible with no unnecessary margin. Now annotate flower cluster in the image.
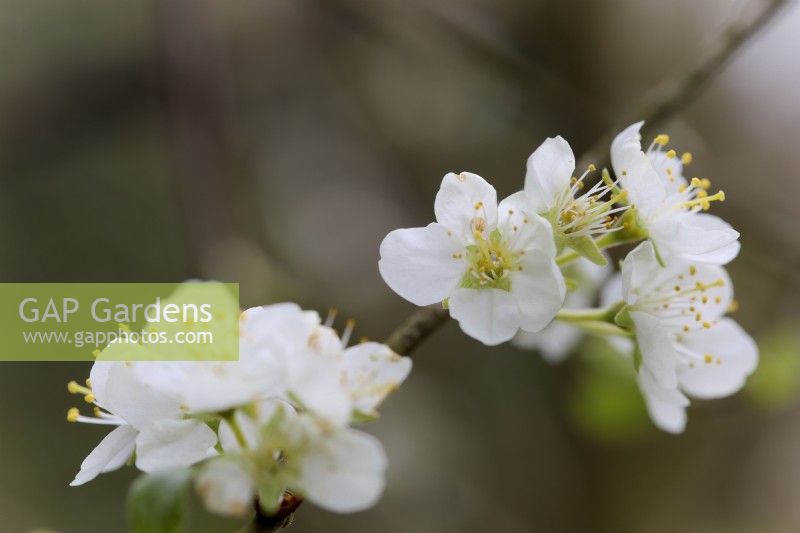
[67,301,411,516]
[379,121,757,433]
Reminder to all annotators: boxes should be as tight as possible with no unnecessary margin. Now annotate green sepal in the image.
[565,235,608,266]
[351,409,380,424]
[633,346,643,372]
[257,479,286,515]
[614,305,634,329]
[127,470,192,533]
[563,277,578,291]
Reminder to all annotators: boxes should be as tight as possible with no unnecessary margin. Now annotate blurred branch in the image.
[578,0,791,168]
[386,305,449,356]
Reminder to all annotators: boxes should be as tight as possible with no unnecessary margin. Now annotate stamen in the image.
[341,319,356,347]
[67,380,92,396]
[654,134,670,146]
[665,149,677,159]
[67,407,80,423]
[324,308,337,328]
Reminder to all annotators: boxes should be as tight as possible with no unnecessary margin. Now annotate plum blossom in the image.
[379,171,565,345]
[196,401,387,516]
[524,136,629,264]
[616,241,758,432]
[67,349,217,486]
[611,122,740,265]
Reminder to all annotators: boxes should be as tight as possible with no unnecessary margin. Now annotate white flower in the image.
[525,136,628,257]
[379,172,566,345]
[196,402,387,516]
[513,256,611,363]
[619,241,758,433]
[130,303,411,427]
[611,122,740,265]
[67,352,217,486]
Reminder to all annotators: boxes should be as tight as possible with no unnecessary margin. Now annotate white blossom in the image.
[618,241,758,432]
[197,401,387,516]
[379,172,565,345]
[611,122,740,265]
[525,136,628,256]
[67,350,217,486]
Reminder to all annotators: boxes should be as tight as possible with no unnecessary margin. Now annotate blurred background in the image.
[1,0,799,531]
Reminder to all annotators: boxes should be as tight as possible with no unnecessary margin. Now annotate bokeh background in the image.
[1,0,799,532]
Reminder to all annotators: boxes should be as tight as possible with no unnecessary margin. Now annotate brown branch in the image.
[578,0,791,169]
[244,1,790,530]
[385,306,450,356]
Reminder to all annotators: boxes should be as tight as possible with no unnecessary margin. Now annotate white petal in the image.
[434,172,498,240]
[70,425,137,486]
[103,363,183,430]
[196,458,255,517]
[135,419,218,472]
[613,146,667,215]
[287,352,353,427]
[297,428,387,513]
[600,273,624,308]
[648,150,687,193]
[497,192,557,257]
[524,136,575,212]
[448,288,520,345]
[620,241,665,305]
[637,366,689,434]
[379,223,465,306]
[341,342,412,414]
[631,311,679,389]
[610,121,644,169]
[677,318,758,399]
[513,322,583,363]
[651,213,740,265]
[511,251,566,332]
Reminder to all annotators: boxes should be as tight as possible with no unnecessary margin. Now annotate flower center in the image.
[460,228,521,291]
[552,164,629,239]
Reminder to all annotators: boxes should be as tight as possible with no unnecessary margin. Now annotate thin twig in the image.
[578,0,791,169]
[385,306,450,356]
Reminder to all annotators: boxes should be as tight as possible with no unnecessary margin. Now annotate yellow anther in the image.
[666,149,677,159]
[727,299,739,313]
[84,393,96,404]
[587,163,597,172]
[68,380,92,396]
[683,325,690,333]
[704,354,713,364]
[700,178,711,189]
[67,408,80,423]
[674,285,681,292]
[678,184,687,192]
[681,152,693,165]
[93,406,102,417]
[689,265,697,276]
[695,313,702,322]
[702,321,712,329]
[682,190,725,211]
[690,177,703,188]
[654,134,670,145]
[85,378,92,387]
[474,201,483,210]
[701,296,708,304]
